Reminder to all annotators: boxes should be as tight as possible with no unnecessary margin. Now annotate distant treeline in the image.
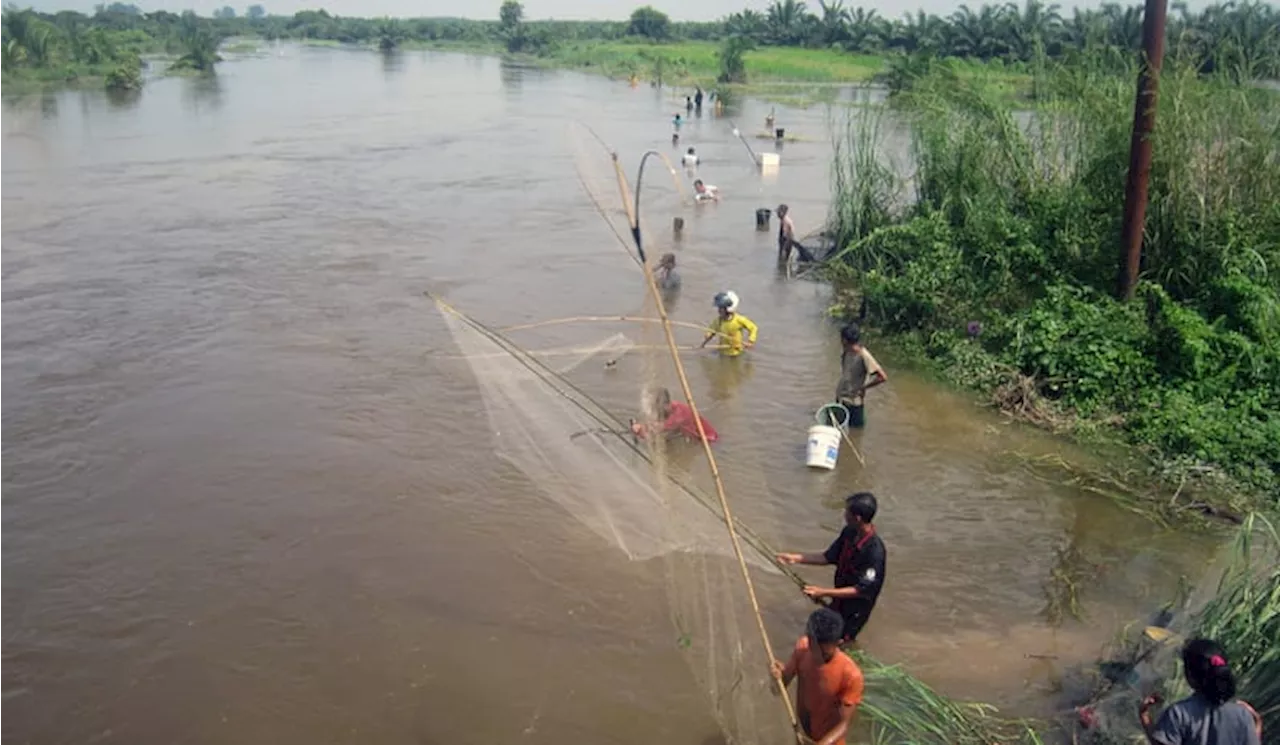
[4,0,1279,81]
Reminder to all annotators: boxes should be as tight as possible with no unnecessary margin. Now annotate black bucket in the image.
[755,208,772,230]
[775,127,785,140]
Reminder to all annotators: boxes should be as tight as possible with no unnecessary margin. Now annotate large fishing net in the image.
[429,126,796,744]
[434,296,791,744]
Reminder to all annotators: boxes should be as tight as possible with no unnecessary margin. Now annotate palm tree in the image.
[817,0,849,46]
[724,9,767,41]
[766,0,812,46]
[844,8,885,52]
[1006,0,1063,59]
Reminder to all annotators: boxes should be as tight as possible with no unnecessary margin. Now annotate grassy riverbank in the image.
[826,58,1280,518]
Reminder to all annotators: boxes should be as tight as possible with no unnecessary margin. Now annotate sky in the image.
[21,0,1213,23]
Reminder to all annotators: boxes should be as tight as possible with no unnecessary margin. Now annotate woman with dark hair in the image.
[1140,638,1262,745]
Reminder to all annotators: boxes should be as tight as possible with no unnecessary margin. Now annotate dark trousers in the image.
[833,597,877,642]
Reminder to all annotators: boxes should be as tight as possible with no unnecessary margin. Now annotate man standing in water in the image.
[770,607,864,745]
[776,204,816,264]
[776,492,886,643]
[835,323,886,429]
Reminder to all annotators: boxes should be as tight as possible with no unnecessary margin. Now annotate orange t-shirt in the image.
[789,636,864,745]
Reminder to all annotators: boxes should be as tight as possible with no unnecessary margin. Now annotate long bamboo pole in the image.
[609,153,804,742]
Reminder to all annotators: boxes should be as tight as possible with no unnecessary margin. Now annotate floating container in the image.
[755,208,772,230]
[759,152,780,168]
[775,128,786,140]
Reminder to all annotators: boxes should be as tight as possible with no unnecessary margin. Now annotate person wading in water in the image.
[835,323,886,429]
[776,204,816,264]
[1140,638,1263,745]
[770,607,864,745]
[776,492,887,643]
[700,291,756,357]
[629,387,718,443]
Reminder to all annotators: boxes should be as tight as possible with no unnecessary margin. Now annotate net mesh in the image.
[435,299,790,744]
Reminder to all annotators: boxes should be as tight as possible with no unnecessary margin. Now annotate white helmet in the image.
[713,291,739,312]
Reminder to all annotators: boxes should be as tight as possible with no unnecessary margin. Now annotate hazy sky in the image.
[22,0,1207,22]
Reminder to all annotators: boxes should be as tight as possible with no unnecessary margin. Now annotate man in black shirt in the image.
[777,492,887,643]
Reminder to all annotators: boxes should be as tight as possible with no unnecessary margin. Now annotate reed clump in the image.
[853,651,1047,745]
[1072,514,1280,743]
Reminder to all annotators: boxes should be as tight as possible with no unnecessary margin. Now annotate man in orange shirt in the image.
[771,608,864,745]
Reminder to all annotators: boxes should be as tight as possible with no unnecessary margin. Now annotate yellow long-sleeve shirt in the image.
[707,313,758,356]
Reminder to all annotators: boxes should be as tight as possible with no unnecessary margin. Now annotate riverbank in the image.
[825,60,1280,520]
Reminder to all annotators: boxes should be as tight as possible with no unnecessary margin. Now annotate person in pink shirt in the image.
[630,387,718,443]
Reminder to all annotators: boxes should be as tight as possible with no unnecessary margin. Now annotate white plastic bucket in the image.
[806,424,842,470]
[759,152,780,167]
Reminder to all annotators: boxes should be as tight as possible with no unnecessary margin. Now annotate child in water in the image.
[701,291,757,357]
[1140,638,1263,745]
[693,179,719,202]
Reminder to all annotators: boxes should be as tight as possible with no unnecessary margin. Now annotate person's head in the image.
[713,290,738,318]
[1181,638,1237,706]
[658,252,676,270]
[777,203,789,218]
[652,387,673,418]
[806,607,845,660]
[693,179,706,192]
[840,323,862,351]
[843,492,877,528]
[687,147,696,155]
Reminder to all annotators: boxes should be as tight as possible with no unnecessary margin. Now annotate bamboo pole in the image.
[609,153,804,742]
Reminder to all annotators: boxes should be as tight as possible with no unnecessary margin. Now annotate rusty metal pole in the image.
[1117,0,1169,301]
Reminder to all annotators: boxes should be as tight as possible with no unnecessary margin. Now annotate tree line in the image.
[4,0,1278,82]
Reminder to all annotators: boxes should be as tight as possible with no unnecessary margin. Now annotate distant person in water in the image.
[693,179,719,202]
[770,607,864,745]
[682,147,699,168]
[630,387,718,443]
[694,87,704,109]
[776,492,887,644]
[1140,638,1263,745]
[835,323,886,429]
[685,95,694,112]
[672,112,682,145]
[701,291,756,357]
[655,252,681,292]
[775,204,817,263]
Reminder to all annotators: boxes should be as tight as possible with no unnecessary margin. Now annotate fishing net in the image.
[424,124,797,745]
[435,298,792,744]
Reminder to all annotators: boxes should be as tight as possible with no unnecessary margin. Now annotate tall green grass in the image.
[828,55,1280,504]
[1188,513,1280,735]
[855,651,1046,744]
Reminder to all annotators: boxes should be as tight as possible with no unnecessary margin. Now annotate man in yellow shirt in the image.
[701,291,758,357]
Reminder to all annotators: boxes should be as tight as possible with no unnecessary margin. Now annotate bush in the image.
[103,59,141,89]
[828,58,1280,499]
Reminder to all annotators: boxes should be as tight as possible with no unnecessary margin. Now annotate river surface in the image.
[3,45,1219,744]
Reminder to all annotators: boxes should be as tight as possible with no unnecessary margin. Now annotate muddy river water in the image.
[3,46,1220,744]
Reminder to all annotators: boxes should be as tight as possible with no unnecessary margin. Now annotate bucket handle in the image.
[815,403,850,429]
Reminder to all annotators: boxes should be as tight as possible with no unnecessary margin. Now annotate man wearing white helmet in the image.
[700,291,757,357]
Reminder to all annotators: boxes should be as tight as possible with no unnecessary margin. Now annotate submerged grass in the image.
[853,651,1047,744]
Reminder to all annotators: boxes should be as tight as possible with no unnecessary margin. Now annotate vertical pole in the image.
[1117,0,1169,301]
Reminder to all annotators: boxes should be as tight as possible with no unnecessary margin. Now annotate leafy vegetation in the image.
[1,5,228,86]
[9,0,1276,91]
[827,58,1280,505]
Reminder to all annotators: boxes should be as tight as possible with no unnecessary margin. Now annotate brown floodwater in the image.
[4,46,1220,744]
